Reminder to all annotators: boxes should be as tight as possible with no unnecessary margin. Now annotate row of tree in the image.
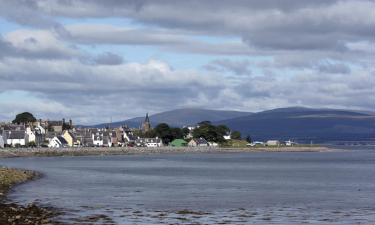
[137,121,243,145]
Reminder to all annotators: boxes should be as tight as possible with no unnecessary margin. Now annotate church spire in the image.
[142,113,151,133]
[145,113,150,123]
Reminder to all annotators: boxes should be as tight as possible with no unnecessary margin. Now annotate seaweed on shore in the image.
[0,167,61,225]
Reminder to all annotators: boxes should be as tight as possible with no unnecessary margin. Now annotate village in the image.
[0,112,296,149]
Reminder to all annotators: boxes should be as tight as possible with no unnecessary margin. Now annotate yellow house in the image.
[62,130,79,147]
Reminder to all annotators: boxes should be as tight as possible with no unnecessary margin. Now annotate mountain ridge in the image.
[89,108,253,128]
[215,107,375,143]
[84,107,375,143]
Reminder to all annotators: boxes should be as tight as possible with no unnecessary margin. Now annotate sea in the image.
[0,147,374,224]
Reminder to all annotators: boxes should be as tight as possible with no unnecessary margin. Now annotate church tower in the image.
[142,113,151,133]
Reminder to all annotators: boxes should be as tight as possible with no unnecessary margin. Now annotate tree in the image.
[231,131,242,140]
[170,128,183,140]
[143,129,156,138]
[193,121,227,143]
[182,127,190,137]
[154,123,174,144]
[152,123,187,144]
[245,135,252,143]
[12,112,36,124]
[217,125,230,136]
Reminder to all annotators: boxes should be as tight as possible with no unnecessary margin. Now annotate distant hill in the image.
[90,108,252,128]
[216,107,375,143]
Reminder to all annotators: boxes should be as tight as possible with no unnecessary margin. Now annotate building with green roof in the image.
[169,139,188,147]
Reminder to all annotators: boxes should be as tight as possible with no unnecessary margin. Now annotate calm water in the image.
[1,149,375,224]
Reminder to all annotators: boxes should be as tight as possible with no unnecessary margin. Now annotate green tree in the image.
[217,125,230,136]
[154,123,174,144]
[143,129,156,138]
[231,131,242,140]
[182,127,190,137]
[245,135,252,143]
[12,112,36,124]
[193,121,226,143]
[152,123,187,144]
[170,128,183,139]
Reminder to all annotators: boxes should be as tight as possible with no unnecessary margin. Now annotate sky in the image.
[1,0,375,124]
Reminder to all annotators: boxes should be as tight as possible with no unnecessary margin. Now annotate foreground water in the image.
[0,149,375,224]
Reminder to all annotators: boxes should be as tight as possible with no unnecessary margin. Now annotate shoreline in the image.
[0,168,59,225]
[0,146,356,224]
[0,146,338,158]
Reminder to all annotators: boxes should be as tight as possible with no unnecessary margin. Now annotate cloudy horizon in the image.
[1,0,375,124]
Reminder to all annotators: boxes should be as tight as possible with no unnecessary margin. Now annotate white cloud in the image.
[1,0,375,123]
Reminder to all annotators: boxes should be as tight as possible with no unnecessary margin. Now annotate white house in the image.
[123,130,136,143]
[188,138,209,147]
[4,130,27,147]
[35,122,46,135]
[135,137,163,147]
[223,134,231,140]
[266,140,280,146]
[48,136,68,148]
[0,135,4,148]
[208,142,219,147]
[26,127,36,143]
[247,141,265,147]
[93,134,103,147]
[92,132,112,147]
[285,140,297,146]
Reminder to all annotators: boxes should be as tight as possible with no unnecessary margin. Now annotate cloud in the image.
[0,57,226,123]
[204,59,252,75]
[93,52,124,65]
[1,0,375,124]
[63,24,255,56]
[0,29,80,60]
[317,62,351,74]
[5,1,375,52]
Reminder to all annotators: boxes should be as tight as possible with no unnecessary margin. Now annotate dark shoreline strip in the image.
[0,146,336,158]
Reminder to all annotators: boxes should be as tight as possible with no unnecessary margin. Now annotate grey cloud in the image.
[0,38,15,58]
[65,25,187,46]
[64,24,255,56]
[0,0,60,28]
[318,62,351,74]
[204,59,252,75]
[0,58,225,123]
[93,52,124,65]
[0,31,79,60]
[1,0,375,123]
[3,0,374,52]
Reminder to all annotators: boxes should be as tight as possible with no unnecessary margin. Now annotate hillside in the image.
[216,107,375,143]
[91,108,252,128]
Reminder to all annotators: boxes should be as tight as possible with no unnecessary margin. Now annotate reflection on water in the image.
[1,150,375,224]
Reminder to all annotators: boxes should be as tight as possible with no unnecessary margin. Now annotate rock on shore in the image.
[0,168,59,225]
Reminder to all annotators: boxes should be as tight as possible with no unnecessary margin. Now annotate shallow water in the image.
[1,149,375,224]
